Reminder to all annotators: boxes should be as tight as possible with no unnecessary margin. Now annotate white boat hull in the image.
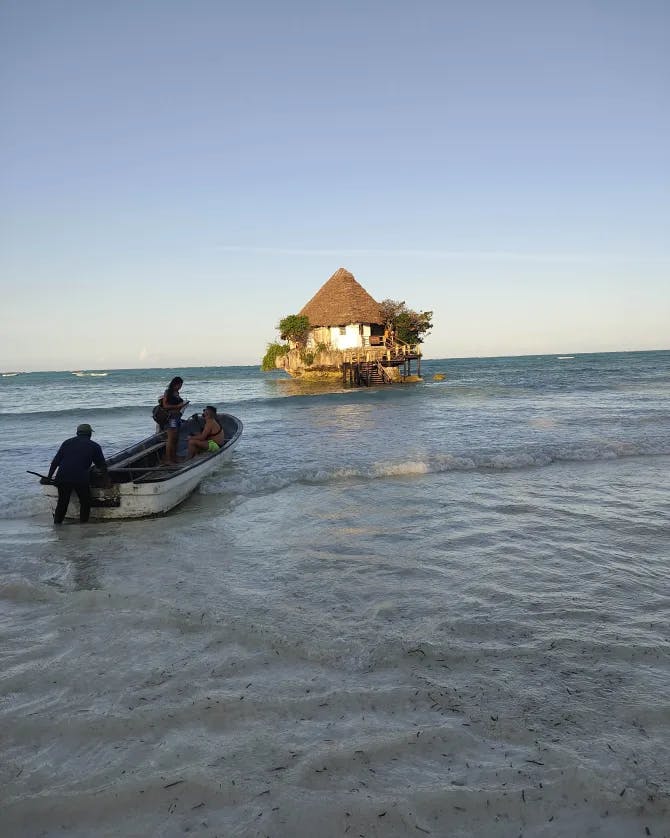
[41,413,242,520]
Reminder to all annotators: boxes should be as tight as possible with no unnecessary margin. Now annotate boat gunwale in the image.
[101,413,243,485]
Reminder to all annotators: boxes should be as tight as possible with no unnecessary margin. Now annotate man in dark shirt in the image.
[47,423,108,524]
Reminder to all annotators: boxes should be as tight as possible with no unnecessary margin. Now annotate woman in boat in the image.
[161,376,189,464]
[187,405,225,459]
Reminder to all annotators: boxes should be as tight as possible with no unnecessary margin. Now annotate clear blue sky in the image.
[1,0,668,370]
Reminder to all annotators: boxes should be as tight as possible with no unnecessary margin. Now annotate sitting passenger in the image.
[187,406,225,458]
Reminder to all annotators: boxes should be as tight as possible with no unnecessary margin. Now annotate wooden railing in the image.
[377,360,391,383]
[392,338,419,356]
[340,341,420,365]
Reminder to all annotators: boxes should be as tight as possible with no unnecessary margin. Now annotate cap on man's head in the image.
[76,423,93,436]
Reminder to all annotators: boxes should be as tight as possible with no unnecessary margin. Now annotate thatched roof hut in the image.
[299,268,384,327]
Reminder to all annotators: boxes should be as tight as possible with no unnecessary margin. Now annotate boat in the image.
[72,371,108,377]
[37,412,243,520]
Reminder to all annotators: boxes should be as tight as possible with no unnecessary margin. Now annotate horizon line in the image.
[5,347,669,375]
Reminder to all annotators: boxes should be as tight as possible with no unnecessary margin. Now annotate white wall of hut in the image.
[307,324,372,350]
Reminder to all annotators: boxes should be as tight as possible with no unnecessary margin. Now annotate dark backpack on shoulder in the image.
[152,400,170,429]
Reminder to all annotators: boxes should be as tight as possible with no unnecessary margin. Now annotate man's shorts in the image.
[167,415,181,430]
[207,440,220,453]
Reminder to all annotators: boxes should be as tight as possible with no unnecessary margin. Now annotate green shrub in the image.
[278,314,310,345]
[379,299,433,344]
[261,342,289,371]
[300,350,315,366]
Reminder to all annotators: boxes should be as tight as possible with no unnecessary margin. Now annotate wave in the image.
[0,404,153,420]
[313,444,668,481]
[71,371,108,377]
[201,442,670,499]
[2,441,669,523]
[0,388,388,419]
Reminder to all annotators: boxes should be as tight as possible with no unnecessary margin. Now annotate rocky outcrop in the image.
[277,348,338,377]
[274,344,424,386]
[276,347,390,378]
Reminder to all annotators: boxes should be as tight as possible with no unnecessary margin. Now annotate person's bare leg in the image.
[164,429,178,463]
[188,439,208,459]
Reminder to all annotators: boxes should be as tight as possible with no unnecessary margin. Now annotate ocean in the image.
[0,351,668,837]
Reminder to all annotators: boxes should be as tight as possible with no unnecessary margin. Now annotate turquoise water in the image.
[1,352,669,836]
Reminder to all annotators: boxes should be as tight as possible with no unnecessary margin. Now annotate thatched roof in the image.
[299,268,384,327]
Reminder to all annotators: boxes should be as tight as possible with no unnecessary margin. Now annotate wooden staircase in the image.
[357,361,389,386]
[340,342,421,386]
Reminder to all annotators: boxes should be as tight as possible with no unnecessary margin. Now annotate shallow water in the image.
[1,353,669,836]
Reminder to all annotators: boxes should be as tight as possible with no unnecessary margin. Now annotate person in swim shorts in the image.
[187,405,225,458]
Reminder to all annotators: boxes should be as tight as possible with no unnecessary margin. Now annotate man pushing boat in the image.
[46,423,109,524]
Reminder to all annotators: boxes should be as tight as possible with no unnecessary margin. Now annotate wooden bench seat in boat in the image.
[108,441,165,471]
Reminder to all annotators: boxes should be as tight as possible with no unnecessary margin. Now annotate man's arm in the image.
[192,418,213,442]
[47,446,63,480]
[92,443,108,474]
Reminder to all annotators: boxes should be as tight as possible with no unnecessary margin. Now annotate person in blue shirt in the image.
[47,423,108,523]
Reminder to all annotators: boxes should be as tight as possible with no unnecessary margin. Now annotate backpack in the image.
[152,400,170,428]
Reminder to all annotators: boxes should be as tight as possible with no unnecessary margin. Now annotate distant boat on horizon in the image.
[1,372,21,377]
[72,371,108,377]
[557,356,575,360]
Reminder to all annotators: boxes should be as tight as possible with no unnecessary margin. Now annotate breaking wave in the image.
[200,442,670,499]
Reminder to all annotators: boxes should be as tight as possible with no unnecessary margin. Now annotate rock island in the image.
[262,268,432,385]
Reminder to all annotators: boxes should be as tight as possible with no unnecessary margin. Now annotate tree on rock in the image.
[278,314,310,347]
[379,300,433,345]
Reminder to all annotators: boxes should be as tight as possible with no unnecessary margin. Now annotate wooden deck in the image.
[340,340,422,386]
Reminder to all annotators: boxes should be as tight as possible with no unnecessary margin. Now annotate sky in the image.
[1,0,668,371]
